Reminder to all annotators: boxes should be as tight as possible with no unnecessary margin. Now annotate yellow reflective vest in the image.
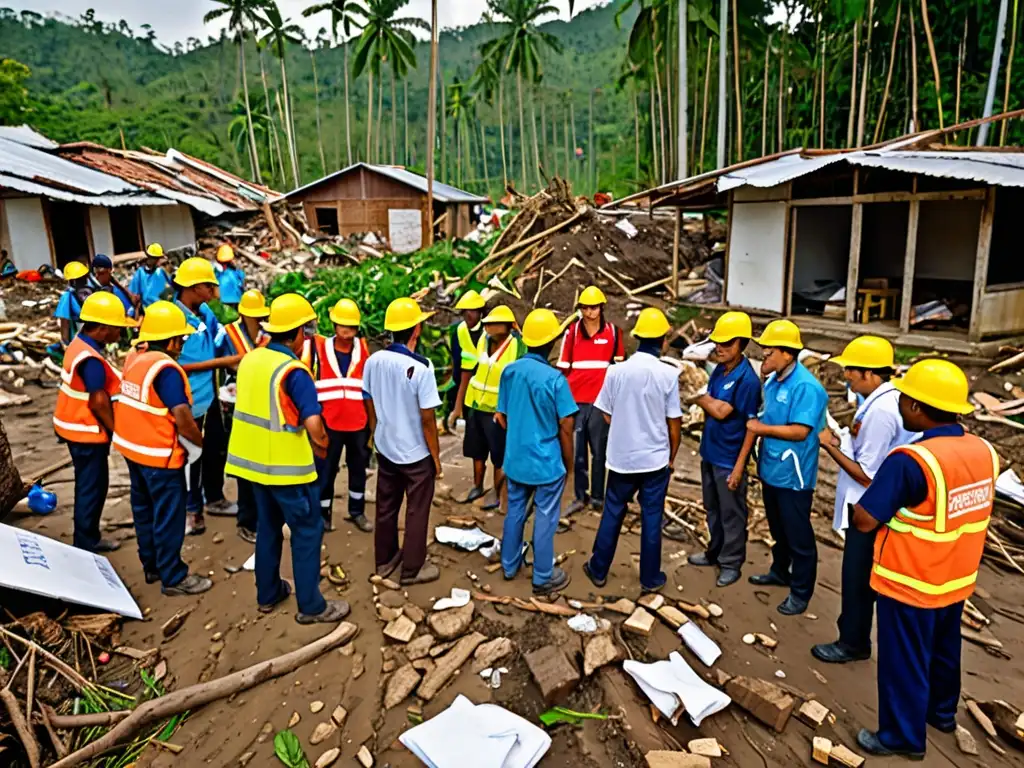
[455,320,482,371]
[226,347,317,486]
[465,334,521,413]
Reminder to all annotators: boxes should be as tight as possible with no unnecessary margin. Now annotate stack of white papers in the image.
[997,469,1024,506]
[400,695,551,768]
[623,652,731,727]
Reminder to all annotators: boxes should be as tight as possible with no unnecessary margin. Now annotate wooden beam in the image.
[722,191,734,305]
[671,208,681,298]
[785,206,798,316]
[846,203,864,323]
[900,199,921,332]
[969,188,997,341]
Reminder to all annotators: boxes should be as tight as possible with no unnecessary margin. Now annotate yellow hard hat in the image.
[893,359,974,415]
[216,244,235,263]
[330,298,361,327]
[482,305,516,325]
[238,289,270,318]
[454,290,486,311]
[63,261,89,281]
[174,257,219,288]
[262,294,317,334]
[136,301,191,343]
[632,307,671,339]
[521,308,563,347]
[578,286,607,307]
[146,243,164,258]
[79,292,137,328]
[831,336,895,369]
[755,319,804,350]
[709,311,753,343]
[385,297,434,332]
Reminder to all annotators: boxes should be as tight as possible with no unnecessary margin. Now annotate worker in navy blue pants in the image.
[875,595,962,753]
[67,443,110,551]
[252,482,327,617]
[126,460,189,588]
[761,484,818,602]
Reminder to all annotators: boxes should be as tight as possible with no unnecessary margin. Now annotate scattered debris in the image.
[796,700,831,728]
[955,724,979,756]
[427,602,475,640]
[524,645,581,705]
[724,676,795,733]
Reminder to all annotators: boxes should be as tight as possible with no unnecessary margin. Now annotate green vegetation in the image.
[273,730,311,768]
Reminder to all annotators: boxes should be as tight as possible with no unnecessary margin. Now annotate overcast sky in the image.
[8,1,608,45]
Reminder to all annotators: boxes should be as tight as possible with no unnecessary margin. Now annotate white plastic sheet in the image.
[434,525,497,552]
[677,622,722,667]
[623,652,731,727]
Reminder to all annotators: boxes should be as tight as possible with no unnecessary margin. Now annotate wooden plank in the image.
[785,205,798,316]
[671,208,681,298]
[900,199,920,332]
[969,187,997,341]
[845,202,864,323]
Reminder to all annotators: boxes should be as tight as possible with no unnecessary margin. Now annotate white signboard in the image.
[0,524,142,619]
[388,209,423,254]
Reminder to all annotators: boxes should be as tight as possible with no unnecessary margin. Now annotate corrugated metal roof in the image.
[0,172,171,206]
[717,153,848,191]
[847,150,1024,188]
[0,125,58,149]
[280,163,490,204]
[0,137,137,195]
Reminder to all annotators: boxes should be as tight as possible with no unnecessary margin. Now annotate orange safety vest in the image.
[313,335,368,431]
[53,336,121,443]
[871,434,1000,609]
[300,336,315,372]
[225,320,263,355]
[112,350,193,469]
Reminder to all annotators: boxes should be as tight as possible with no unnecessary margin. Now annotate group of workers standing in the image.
[51,245,998,760]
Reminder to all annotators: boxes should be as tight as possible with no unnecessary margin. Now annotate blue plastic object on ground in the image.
[27,484,57,515]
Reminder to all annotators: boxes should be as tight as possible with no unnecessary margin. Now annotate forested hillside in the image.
[0,1,1019,202]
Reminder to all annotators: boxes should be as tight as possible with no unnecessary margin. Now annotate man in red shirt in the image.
[558,286,625,513]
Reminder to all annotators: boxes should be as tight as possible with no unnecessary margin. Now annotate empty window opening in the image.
[789,206,853,318]
[316,207,339,236]
[109,206,142,255]
[988,189,1024,289]
[48,201,90,269]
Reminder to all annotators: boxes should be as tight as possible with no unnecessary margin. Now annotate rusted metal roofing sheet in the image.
[0,137,137,196]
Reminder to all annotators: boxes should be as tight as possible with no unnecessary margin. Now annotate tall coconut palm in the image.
[351,0,429,164]
[447,77,476,187]
[475,34,508,187]
[204,0,268,184]
[482,0,563,193]
[258,3,304,187]
[311,28,330,176]
[303,0,367,166]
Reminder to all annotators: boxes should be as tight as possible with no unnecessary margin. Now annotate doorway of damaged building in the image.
[45,201,92,269]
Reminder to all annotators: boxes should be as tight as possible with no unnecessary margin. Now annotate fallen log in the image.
[990,349,1024,373]
[1,688,41,768]
[44,708,131,729]
[50,622,358,768]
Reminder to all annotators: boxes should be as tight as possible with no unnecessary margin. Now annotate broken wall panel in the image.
[4,197,52,271]
[89,206,114,258]
[140,204,196,253]
[726,201,788,313]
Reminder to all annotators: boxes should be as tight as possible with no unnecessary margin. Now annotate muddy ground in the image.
[5,386,1024,768]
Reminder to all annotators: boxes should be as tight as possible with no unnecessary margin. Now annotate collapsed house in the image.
[0,126,277,271]
[610,121,1024,350]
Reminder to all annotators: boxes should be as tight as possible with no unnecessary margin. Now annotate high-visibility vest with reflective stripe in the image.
[300,336,315,372]
[313,334,368,432]
[465,334,520,413]
[871,434,999,609]
[225,347,317,486]
[53,336,121,443]
[112,351,193,469]
[456,321,482,371]
[225,320,262,355]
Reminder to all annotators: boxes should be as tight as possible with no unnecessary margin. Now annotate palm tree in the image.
[258,3,304,187]
[472,51,502,191]
[204,0,268,184]
[311,28,330,176]
[447,76,476,187]
[351,0,429,164]
[303,0,367,166]
[482,0,563,193]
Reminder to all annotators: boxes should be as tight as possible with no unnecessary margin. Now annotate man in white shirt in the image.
[812,336,918,664]
[582,309,683,593]
[362,298,443,587]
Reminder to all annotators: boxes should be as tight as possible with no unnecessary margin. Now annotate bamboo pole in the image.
[672,209,682,298]
[919,0,945,129]
[856,0,875,146]
[426,0,438,245]
[700,38,713,171]
[1001,0,1020,145]
[847,22,859,147]
[762,34,772,157]
[909,3,920,132]
[874,0,902,144]
[731,0,742,160]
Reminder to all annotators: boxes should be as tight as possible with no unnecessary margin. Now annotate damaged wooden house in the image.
[611,118,1024,352]
[0,126,276,271]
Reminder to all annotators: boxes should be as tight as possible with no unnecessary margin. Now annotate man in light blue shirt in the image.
[746,320,828,616]
[214,244,246,307]
[129,243,172,309]
[496,309,578,595]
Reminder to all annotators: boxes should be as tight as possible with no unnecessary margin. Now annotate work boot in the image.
[777,594,809,616]
[565,499,587,516]
[856,729,925,761]
[461,487,485,504]
[296,600,351,625]
[237,526,257,544]
[688,552,716,567]
[400,563,441,586]
[590,498,604,512]
[641,574,667,594]
[927,718,956,734]
[185,512,206,536]
[144,571,161,585]
[376,552,402,580]
[749,571,789,587]
[348,515,373,533]
[716,567,742,587]
[258,580,292,614]
[582,560,607,588]
[662,521,688,542]
[811,641,871,664]
[206,499,239,517]
[162,573,213,597]
[533,567,571,596]
[92,538,122,553]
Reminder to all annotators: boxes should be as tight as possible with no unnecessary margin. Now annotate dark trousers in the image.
[223,406,257,531]
[186,406,227,513]
[574,403,609,503]
[317,427,370,524]
[701,460,749,570]
[126,460,189,588]
[253,481,327,617]
[67,442,109,551]
[375,453,436,580]
[762,483,817,601]
[837,525,877,651]
[877,596,962,754]
[589,467,670,590]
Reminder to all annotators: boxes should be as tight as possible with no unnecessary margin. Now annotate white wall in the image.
[140,204,195,251]
[89,206,113,257]
[2,197,52,271]
[726,201,788,313]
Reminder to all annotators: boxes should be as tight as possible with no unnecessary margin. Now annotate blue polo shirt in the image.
[700,357,762,469]
[757,362,829,491]
[88,276,135,316]
[266,342,321,420]
[216,263,245,304]
[55,289,82,324]
[129,265,171,308]
[176,300,231,418]
[859,424,965,525]
[76,334,108,393]
[497,353,579,486]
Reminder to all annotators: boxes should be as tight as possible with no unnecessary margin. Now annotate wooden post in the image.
[969,187,997,341]
[672,208,682,298]
[425,0,438,246]
[900,199,920,332]
[846,203,864,324]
